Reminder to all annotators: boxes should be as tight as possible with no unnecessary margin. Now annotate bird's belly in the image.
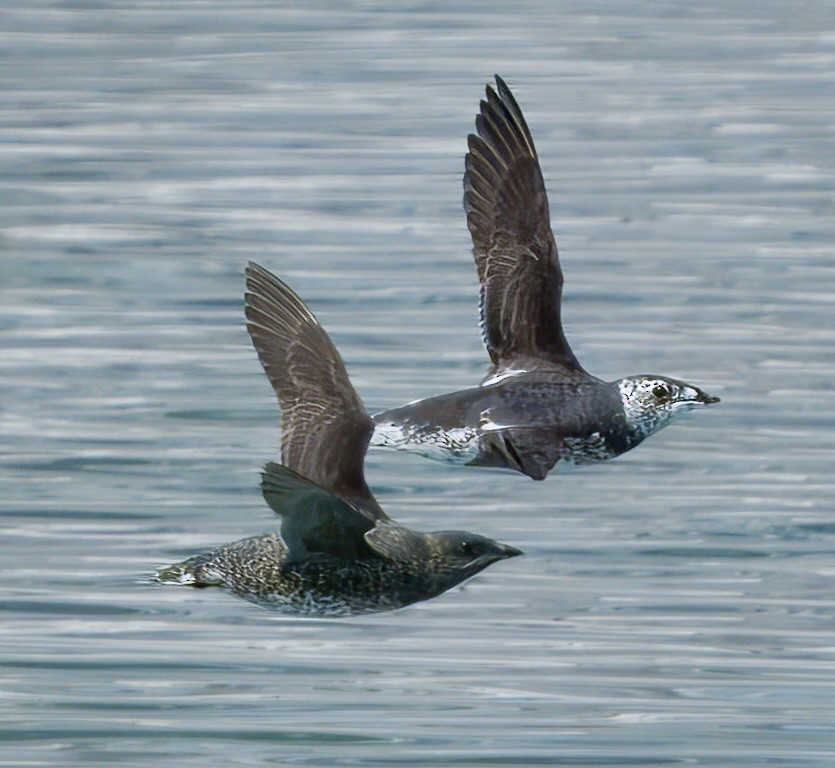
[371,420,482,464]
[373,418,624,472]
[557,432,620,465]
[159,548,437,617]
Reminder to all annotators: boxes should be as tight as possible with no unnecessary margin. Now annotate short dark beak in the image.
[499,543,523,559]
[697,391,721,405]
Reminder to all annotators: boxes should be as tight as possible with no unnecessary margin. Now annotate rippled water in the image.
[2,2,834,766]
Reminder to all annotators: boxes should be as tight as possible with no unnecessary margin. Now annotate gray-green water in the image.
[2,2,834,765]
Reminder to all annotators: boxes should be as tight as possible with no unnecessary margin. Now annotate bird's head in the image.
[617,375,719,439]
[364,523,521,591]
[427,531,523,579]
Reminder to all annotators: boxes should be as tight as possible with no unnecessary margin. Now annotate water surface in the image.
[2,2,834,766]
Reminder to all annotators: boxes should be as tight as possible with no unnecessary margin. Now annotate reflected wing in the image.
[245,263,384,517]
[464,75,582,373]
[261,462,377,562]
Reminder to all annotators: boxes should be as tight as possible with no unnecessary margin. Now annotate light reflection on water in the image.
[2,1,834,766]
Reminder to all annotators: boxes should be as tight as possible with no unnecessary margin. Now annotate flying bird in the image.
[371,75,719,480]
[157,264,520,615]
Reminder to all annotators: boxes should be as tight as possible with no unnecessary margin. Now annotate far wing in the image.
[245,262,384,517]
[464,76,583,374]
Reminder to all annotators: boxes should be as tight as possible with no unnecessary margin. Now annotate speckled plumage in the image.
[156,266,520,615]
[157,499,518,618]
[371,76,718,479]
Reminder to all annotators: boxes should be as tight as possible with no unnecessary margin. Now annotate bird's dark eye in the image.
[459,541,472,555]
[652,384,670,401]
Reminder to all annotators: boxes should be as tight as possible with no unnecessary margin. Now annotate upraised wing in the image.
[245,263,384,516]
[464,75,583,375]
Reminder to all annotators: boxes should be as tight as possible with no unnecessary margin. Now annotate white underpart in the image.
[618,379,647,424]
[371,421,481,463]
[559,432,615,464]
